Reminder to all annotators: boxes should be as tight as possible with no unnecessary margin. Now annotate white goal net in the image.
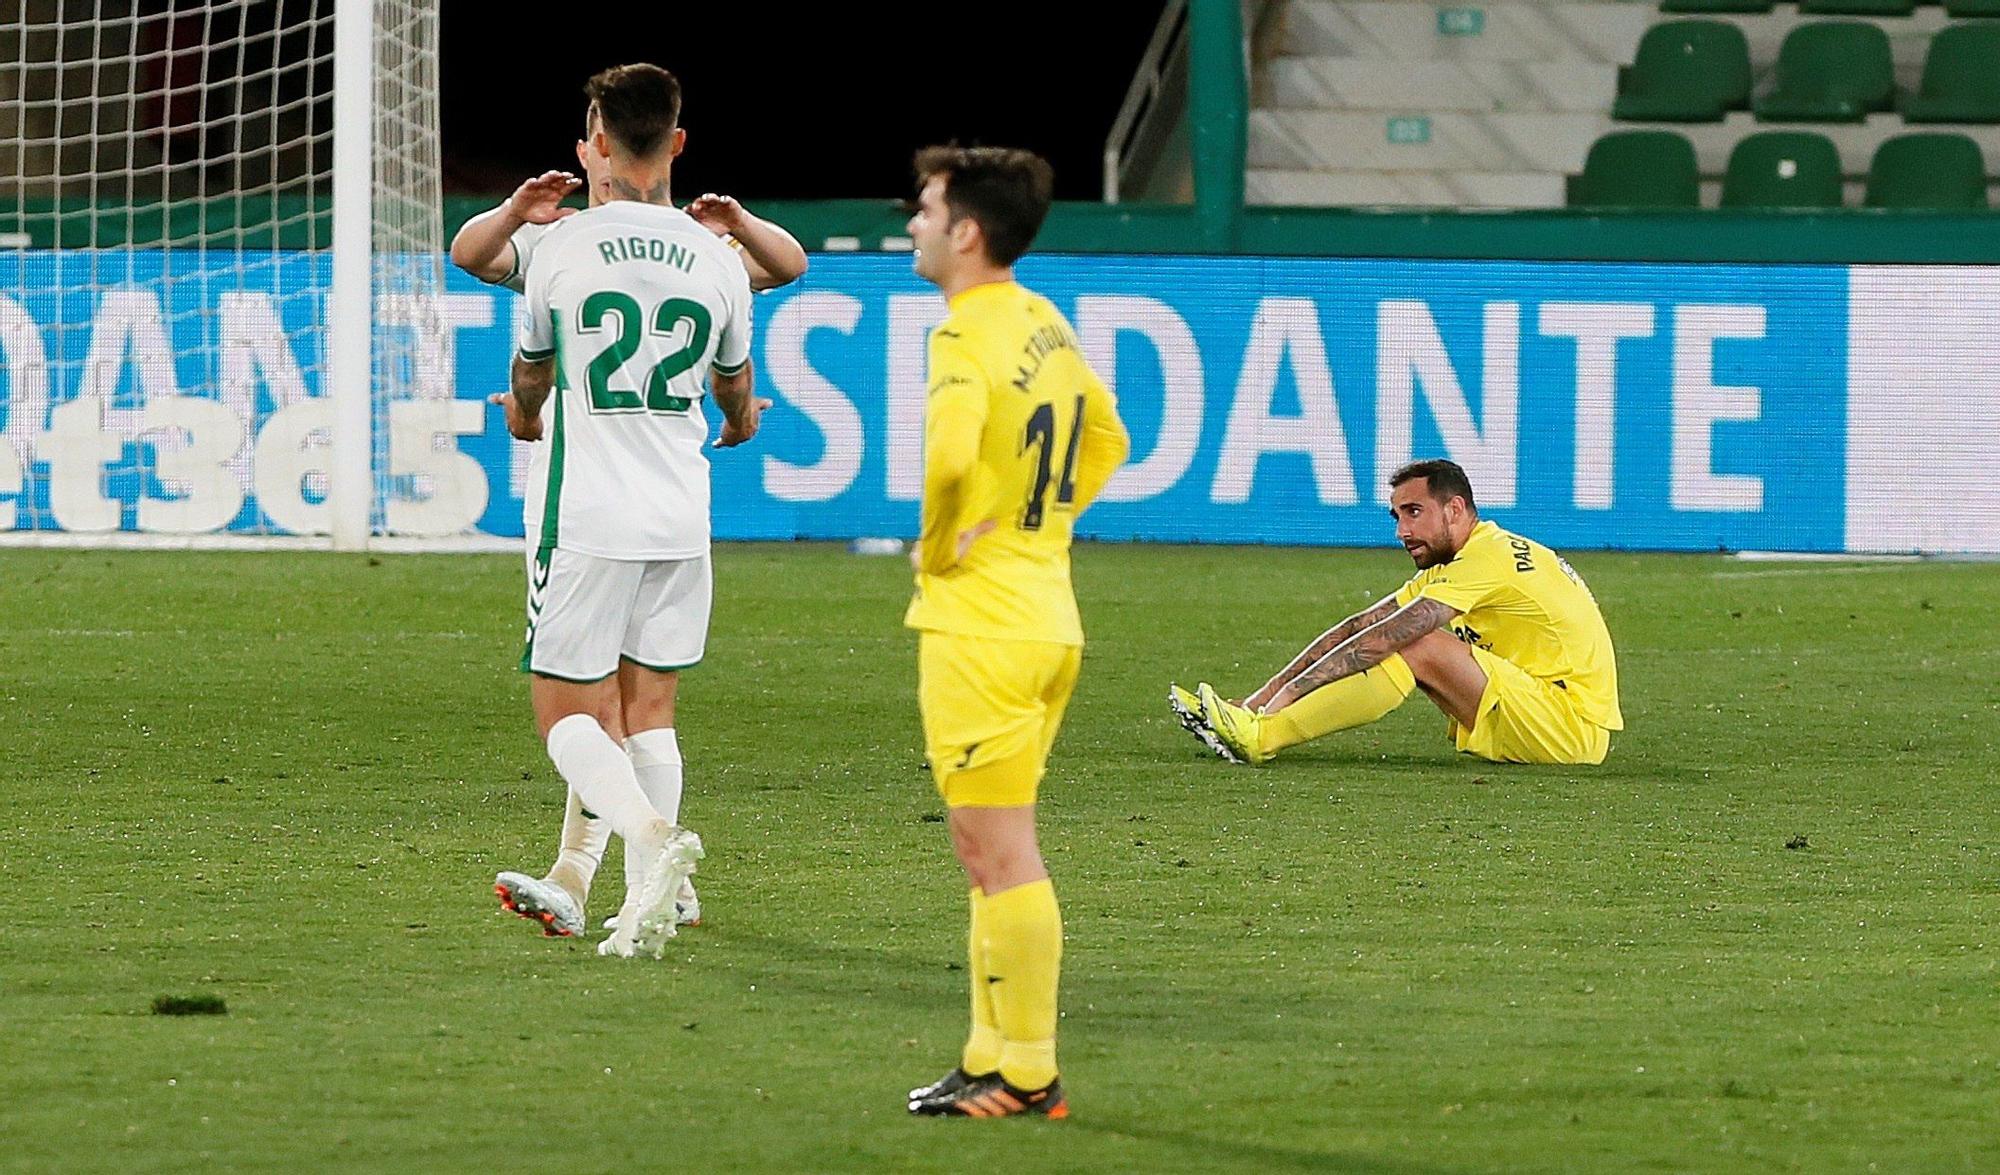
[0,0,456,548]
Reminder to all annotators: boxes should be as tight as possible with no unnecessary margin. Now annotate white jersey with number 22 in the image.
[515,202,753,560]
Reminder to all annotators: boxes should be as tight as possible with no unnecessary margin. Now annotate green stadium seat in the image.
[1865,132,1990,207]
[1754,22,1897,122]
[1721,131,1846,208]
[1943,0,2000,16]
[1567,132,1702,208]
[1799,0,1915,15]
[1902,23,2000,121]
[1614,21,1754,122]
[1659,0,1774,12]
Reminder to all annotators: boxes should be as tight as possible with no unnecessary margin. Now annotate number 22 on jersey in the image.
[564,291,711,415]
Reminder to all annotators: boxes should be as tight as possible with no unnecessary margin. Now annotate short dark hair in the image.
[912,145,1055,266]
[1390,459,1477,513]
[584,64,681,159]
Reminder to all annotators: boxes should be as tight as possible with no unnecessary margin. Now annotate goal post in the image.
[0,0,455,549]
[329,0,372,550]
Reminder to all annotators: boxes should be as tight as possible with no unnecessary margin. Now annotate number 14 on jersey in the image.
[1020,395,1084,530]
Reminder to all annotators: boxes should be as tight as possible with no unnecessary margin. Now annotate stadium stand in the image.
[1612,20,1754,121]
[1720,129,1846,205]
[1864,130,1990,206]
[1661,0,1776,13]
[1246,0,2000,209]
[1799,0,1915,16]
[1753,22,1896,121]
[1566,128,1702,205]
[1900,21,2000,121]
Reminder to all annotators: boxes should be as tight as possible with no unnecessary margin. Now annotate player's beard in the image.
[1407,539,1452,568]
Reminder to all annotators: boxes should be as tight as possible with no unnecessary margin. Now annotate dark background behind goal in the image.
[438,1,1167,201]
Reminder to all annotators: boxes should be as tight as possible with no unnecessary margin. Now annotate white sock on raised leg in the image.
[545,714,669,896]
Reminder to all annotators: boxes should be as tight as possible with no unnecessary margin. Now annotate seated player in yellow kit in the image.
[900,145,1130,1118]
[1171,460,1621,767]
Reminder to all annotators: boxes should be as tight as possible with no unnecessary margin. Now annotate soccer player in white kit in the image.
[451,84,805,940]
[490,63,767,959]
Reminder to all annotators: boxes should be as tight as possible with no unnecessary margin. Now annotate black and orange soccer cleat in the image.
[908,1071,1067,1119]
[907,1067,986,1103]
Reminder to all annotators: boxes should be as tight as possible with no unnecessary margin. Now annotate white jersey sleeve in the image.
[494,221,552,295]
[712,246,753,374]
[516,236,553,361]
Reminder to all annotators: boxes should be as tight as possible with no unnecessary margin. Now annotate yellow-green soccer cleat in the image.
[1167,682,1237,763]
[1197,682,1271,765]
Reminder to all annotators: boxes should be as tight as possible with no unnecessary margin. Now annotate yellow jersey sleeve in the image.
[1069,364,1130,514]
[1396,541,1505,615]
[916,332,990,577]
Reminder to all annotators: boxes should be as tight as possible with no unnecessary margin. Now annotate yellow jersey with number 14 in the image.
[1394,520,1624,730]
[903,281,1129,647]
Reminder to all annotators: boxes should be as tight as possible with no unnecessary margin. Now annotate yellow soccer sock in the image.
[977,878,1062,1091]
[962,888,1004,1075]
[1263,653,1417,754]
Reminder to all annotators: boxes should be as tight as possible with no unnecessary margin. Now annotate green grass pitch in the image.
[2,544,1996,1171]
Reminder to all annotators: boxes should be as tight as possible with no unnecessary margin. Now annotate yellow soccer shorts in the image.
[917,631,1082,808]
[1449,645,1612,766]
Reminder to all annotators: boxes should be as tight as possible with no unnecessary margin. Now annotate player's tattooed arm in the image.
[1244,595,1400,710]
[492,355,555,441]
[710,364,772,449]
[1262,596,1458,712]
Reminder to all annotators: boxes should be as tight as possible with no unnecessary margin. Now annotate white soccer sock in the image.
[545,785,612,905]
[626,728,684,826]
[546,714,664,844]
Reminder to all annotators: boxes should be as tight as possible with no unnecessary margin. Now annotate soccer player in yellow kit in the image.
[1171,460,1621,767]
[899,146,1129,1119]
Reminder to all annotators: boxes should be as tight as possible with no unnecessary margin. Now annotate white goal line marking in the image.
[1712,565,1924,580]
[0,533,519,554]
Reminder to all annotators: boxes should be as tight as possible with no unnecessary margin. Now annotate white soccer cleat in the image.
[494,871,586,937]
[602,879,698,932]
[597,826,704,960]
[598,908,639,957]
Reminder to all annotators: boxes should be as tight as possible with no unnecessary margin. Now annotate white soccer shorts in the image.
[521,547,712,682]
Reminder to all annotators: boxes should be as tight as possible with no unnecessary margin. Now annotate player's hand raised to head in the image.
[713,397,773,449]
[508,171,582,225]
[687,193,748,236]
[489,392,543,442]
